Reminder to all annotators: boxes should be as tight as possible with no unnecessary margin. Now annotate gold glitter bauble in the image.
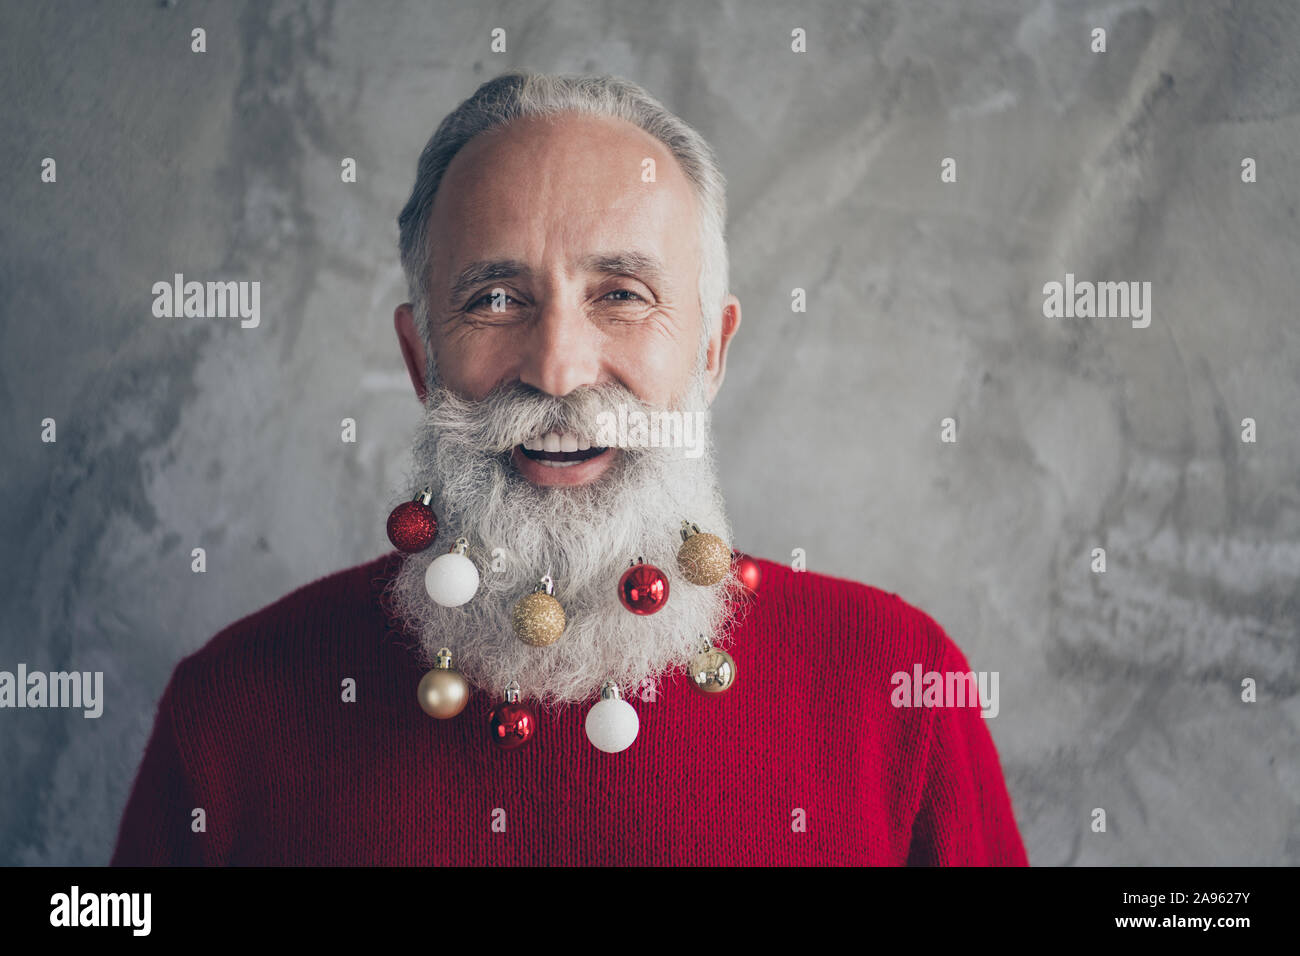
[512,591,566,646]
[677,531,731,586]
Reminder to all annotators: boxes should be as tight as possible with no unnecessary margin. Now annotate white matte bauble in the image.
[584,682,640,753]
[424,538,480,607]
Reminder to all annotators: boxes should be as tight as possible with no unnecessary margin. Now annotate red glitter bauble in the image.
[386,500,439,553]
[488,701,537,750]
[733,551,761,594]
[618,562,670,615]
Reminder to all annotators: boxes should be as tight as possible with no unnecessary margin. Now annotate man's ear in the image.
[394,303,429,403]
[705,294,742,403]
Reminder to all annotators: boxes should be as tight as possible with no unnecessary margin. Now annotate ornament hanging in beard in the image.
[677,521,731,586]
[688,636,737,695]
[417,647,471,718]
[424,536,480,607]
[733,550,761,595]
[512,575,566,646]
[584,681,639,753]
[488,680,536,750]
[618,557,670,615]
[387,488,438,553]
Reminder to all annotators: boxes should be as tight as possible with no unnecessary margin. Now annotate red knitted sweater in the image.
[110,552,1029,866]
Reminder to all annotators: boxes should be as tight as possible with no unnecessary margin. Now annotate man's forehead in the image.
[428,113,698,280]
[447,112,682,188]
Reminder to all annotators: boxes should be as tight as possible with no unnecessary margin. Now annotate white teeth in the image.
[522,430,593,452]
[538,459,581,468]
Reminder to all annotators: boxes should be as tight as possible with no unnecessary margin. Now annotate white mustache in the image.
[419,380,652,455]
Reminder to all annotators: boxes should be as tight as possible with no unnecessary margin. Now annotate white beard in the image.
[384,369,741,711]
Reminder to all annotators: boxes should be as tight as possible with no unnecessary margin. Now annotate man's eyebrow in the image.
[447,259,530,305]
[446,252,669,306]
[579,251,669,286]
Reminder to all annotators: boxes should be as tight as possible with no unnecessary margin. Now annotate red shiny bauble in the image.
[618,562,670,615]
[488,701,537,750]
[387,500,439,553]
[733,551,761,594]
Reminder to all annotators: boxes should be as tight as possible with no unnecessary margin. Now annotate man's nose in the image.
[516,297,602,398]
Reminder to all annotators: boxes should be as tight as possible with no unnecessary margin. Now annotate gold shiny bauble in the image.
[677,531,731,586]
[512,592,567,646]
[688,645,736,694]
[417,666,470,718]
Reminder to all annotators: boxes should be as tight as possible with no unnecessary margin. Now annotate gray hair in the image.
[397,72,729,380]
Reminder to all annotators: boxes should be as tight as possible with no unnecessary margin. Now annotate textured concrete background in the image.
[2,0,1297,865]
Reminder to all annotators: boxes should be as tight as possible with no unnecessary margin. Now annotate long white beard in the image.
[384,371,742,711]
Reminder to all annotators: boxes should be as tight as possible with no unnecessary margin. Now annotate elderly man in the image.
[112,72,1028,866]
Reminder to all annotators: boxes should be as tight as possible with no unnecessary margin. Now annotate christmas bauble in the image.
[488,701,536,750]
[688,644,736,695]
[584,682,640,753]
[618,561,669,615]
[417,648,470,718]
[425,540,480,607]
[512,577,566,646]
[677,526,731,586]
[733,551,761,594]
[387,491,439,553]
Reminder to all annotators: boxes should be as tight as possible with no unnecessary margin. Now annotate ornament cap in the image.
[435,647,454,669]
[414,486,433,507]
[680,520,702,541]
[451,536,469,555]
[504,679,521,703]
[533,574,555,595]
[599,680,623,702]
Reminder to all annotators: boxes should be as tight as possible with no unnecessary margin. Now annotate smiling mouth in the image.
[517,430,609,469]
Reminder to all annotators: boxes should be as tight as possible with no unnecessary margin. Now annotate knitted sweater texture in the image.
[110,553,1029,866]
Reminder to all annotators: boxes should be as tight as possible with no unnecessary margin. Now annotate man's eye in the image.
[603,289,644,303]
[468,292,516,310]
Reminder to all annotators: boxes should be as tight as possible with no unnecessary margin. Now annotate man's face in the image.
[388,113,744,705]
[397,113,735,487]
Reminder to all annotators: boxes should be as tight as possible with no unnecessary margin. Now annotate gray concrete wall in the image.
[1,0,1296,865]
